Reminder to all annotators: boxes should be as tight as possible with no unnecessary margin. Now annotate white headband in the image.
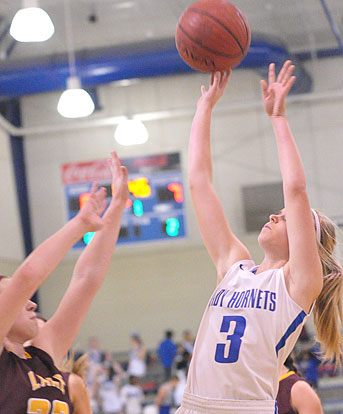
[311,208,321,243]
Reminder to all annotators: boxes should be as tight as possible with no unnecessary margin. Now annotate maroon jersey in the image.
[276,370,306,414]
[0,345,73,413]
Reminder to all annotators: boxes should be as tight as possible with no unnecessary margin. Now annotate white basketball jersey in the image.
[185,260,309,401]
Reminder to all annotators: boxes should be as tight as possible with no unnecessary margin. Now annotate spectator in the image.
[127,333,147,378]
[88,336,104,364]
[298,325,310,343]
[181,330,194,355]
[157,331,177,381]
[121,375,144,414]
[155,375,180,414]
[174,343,190,374]
[103,351,117,369]
[173,344,189,408]
[94,361,125,414]
[86,336,104,399]
[174,370,187,409]
[304,348,322,389]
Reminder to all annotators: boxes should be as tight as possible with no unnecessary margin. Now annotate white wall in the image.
[17,56,343,351]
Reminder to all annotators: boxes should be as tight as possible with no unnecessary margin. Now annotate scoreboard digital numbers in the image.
[61,152,186,248]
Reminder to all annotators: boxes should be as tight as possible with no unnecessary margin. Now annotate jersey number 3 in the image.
[215,315,246,363]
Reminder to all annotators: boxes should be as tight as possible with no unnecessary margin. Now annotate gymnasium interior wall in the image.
[1,55,341,352]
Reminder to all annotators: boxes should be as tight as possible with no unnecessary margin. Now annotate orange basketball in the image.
[175,0,251,72]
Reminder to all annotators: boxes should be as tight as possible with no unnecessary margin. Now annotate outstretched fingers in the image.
[284,75,296,95]
[91,181,107,207]
[108,151,127,180]
[281,64,295,86]
[220,70,230,88]
[90,181,99,196]
[120,165,128,180]
[97,191,108,215]
[276,60,290,83]
[260,79,268,97]
[93,186,107,214]
[109,150,121,170]
[268,63,276,86]
[200,70,230,105]
[107,151,129,202]
[276,60,293,84]
[212,71,221,88]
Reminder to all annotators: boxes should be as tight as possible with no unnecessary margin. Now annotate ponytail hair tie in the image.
[311,208,321,243]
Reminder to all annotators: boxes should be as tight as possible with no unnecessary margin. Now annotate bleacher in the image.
[114,348,343,413]
[317,376,343,414]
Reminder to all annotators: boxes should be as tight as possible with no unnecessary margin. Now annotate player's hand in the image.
[261,60,296,117]
[199,70,231,109]
[77,182,108,231]
[108,150,129,204]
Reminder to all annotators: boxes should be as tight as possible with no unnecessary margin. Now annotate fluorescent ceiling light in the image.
[10,0,54,42]
[114,1,135,10]
[114,119,149,146]
[57,77,95,118]
[111,78,141,87]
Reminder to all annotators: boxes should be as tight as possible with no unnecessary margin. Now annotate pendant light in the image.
[57,0,94,118]
[114,118,149,146]
[10,0,55,42]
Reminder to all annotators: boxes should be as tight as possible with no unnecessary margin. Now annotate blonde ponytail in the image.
[59,350,89,380]
[312,211,343,365]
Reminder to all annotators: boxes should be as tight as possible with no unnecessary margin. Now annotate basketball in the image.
[175,0,251,72]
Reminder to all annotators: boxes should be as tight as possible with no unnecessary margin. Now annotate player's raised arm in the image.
[33,151,129,363]
[189,71,250,283]
[261,60,323,312]
[0,183,106,353]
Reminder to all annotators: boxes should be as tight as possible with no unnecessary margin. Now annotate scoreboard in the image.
[61,152,186,248]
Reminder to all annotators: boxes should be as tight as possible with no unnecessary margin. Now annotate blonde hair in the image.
[312,210,343,365]
[59,350,89,380]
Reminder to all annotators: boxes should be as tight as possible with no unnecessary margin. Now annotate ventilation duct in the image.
[0,37,312,97]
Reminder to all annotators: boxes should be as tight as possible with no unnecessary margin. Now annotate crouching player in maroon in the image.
[0,151,128,413]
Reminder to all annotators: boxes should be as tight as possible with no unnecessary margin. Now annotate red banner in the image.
[61,159,111,184]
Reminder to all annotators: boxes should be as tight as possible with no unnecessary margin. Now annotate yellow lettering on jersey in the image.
[27,397,51,414]
[37,374,53,387]
[27,372,66,394]
[28,371,41,391]
[52,400,69,414]
[53,374,66,394]
[47,377,60,388]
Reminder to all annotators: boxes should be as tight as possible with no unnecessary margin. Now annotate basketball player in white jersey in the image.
[176,60,343,414]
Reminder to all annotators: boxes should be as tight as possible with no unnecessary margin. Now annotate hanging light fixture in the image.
[114,118,149,146]
[57,77,95,118]
[57,0,95,118]
[10,0,55,42]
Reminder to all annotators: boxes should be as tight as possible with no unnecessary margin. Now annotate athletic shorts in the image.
[175,392,277,414]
